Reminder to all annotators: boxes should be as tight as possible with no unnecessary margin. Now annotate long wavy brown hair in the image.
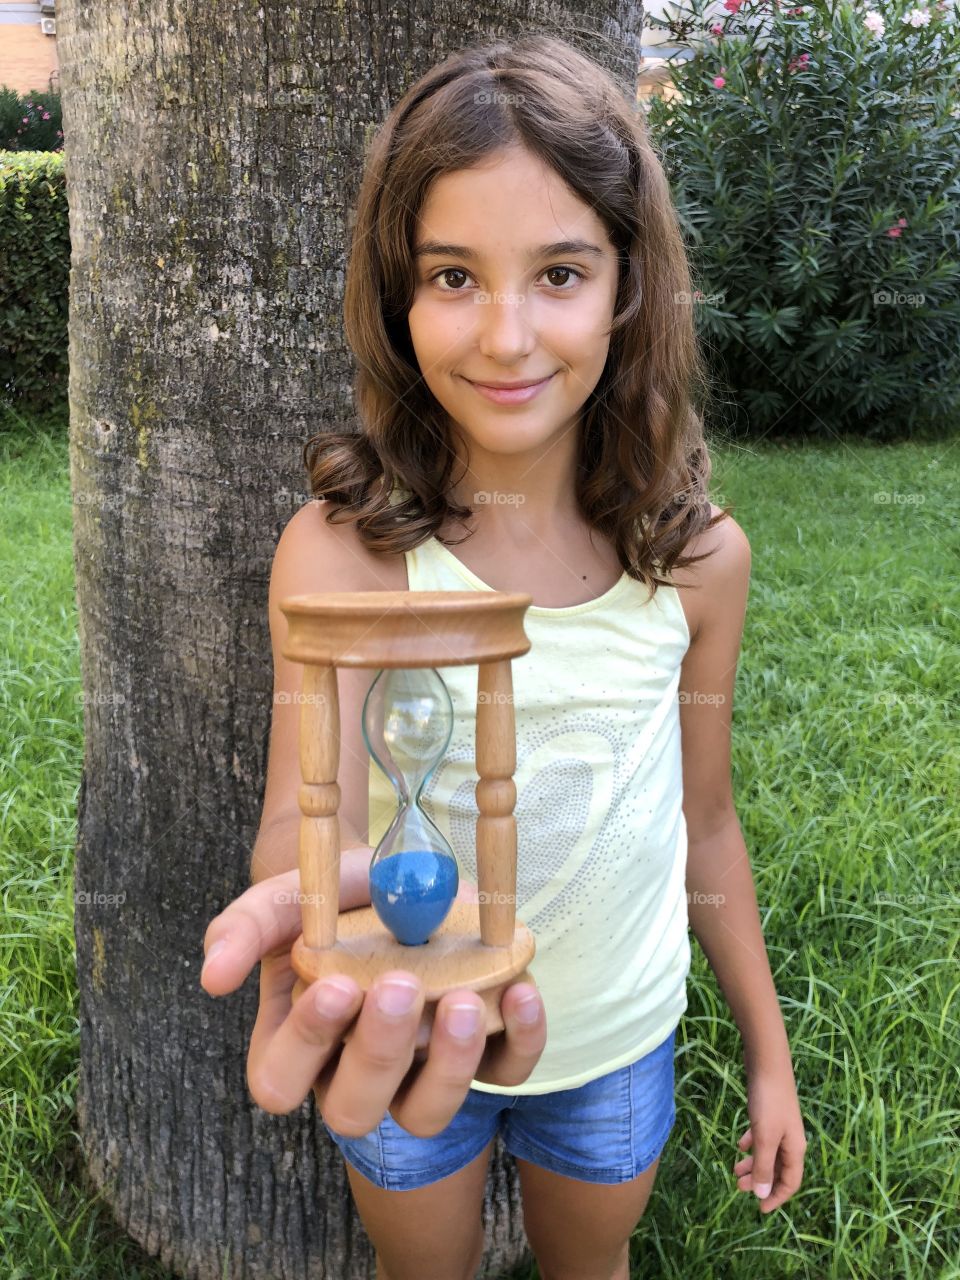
[303,32,730,594]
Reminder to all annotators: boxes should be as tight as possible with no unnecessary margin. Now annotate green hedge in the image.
[0,150,69,415]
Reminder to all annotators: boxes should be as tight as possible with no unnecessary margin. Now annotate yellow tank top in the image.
[367,528,693,1094]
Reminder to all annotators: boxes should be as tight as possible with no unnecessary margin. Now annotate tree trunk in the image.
[57,2,644,1276]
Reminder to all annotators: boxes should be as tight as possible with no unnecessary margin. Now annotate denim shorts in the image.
[322,1023,678,1191]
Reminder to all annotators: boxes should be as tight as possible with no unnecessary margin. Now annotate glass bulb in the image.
[362,667,459,945]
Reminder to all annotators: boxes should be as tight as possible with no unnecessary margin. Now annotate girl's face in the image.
[406,144,621,461]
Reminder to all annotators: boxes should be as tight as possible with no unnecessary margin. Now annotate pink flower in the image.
[713,75,727,88]
[22,117,28,124]
[711,22,724,34]
[898,217,907,226]
[42,112,50,120]
[723,0,743,12]
[887,227,902,237]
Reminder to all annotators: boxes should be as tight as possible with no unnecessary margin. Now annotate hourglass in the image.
[364,666,459,946]
[280,590,537,1043]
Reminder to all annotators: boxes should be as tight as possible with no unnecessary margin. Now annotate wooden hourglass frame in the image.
[280,590,537,1043]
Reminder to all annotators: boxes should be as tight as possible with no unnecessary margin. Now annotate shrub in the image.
[0,150,69,415]
[0,86,63,152]
[645,0,960,439]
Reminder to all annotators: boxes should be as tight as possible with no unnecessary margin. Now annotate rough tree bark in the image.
[57,2,644,1276]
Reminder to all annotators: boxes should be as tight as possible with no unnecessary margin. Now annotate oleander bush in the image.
[645,0,960,439]
[0,86,63,152]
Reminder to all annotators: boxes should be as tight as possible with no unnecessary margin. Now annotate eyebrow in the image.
[412,239,607,263]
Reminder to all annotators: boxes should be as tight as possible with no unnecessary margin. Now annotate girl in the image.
[201,32,807,1280]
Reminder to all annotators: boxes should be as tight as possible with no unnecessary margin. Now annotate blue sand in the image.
[370,849,459,946]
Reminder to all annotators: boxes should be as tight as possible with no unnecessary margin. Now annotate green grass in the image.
[1,407,958,1278]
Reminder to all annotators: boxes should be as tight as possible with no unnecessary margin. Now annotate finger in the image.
[758,1141,806,1214]
[317,971,425,1138]
[200,869,303,994]
[247,970,364,1114]
[387,990,488,1137]
[737,1128,753,1149]
[748,1138,778,1202]
[473,982,546,1087]
[247,952,299,1077]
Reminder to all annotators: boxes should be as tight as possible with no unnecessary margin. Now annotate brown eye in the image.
[543,266,583,289]
[431,268,472,291]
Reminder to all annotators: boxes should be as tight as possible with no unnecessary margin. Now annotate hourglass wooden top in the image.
[280,590,533,668]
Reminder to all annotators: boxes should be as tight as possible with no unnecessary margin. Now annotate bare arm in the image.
[249,499,387,901]
[677,512,791,1070]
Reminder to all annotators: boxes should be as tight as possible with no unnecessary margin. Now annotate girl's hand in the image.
[199,865,545,1138]
[733,1057,808,1214]
[455,875,480,904]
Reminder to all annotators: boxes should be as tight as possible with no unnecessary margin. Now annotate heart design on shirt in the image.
[420,723,618,929]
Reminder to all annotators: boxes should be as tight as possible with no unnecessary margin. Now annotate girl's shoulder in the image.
[667,505,751,643]
[272,499,408,597]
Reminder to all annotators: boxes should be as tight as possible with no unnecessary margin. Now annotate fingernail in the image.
[444,1002,481,1039]
[754,1182,772,1199]
[202,939,228,973]
[514,995,540,1024]
[376,978,420,1016]
[315,978,357,1018]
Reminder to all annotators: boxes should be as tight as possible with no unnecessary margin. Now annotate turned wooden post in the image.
[475,658,518,947]
[297,663,341,949]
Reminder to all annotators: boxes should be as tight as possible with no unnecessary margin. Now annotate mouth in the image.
[464,373,557,405]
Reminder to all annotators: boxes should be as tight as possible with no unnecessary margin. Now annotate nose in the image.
[475,288,536,365]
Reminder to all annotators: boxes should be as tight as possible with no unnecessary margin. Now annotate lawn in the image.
[1,408,957,1279]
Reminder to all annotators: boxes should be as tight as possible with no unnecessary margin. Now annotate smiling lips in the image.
[466,373,557,405]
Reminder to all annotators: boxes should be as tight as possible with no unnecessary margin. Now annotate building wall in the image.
[0,0,58,96]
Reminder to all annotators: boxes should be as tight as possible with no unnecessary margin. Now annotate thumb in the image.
[750,1139,775,1199]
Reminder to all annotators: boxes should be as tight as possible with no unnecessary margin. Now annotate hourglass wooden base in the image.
[280,589,537,1051]
[290,901,536,1041]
